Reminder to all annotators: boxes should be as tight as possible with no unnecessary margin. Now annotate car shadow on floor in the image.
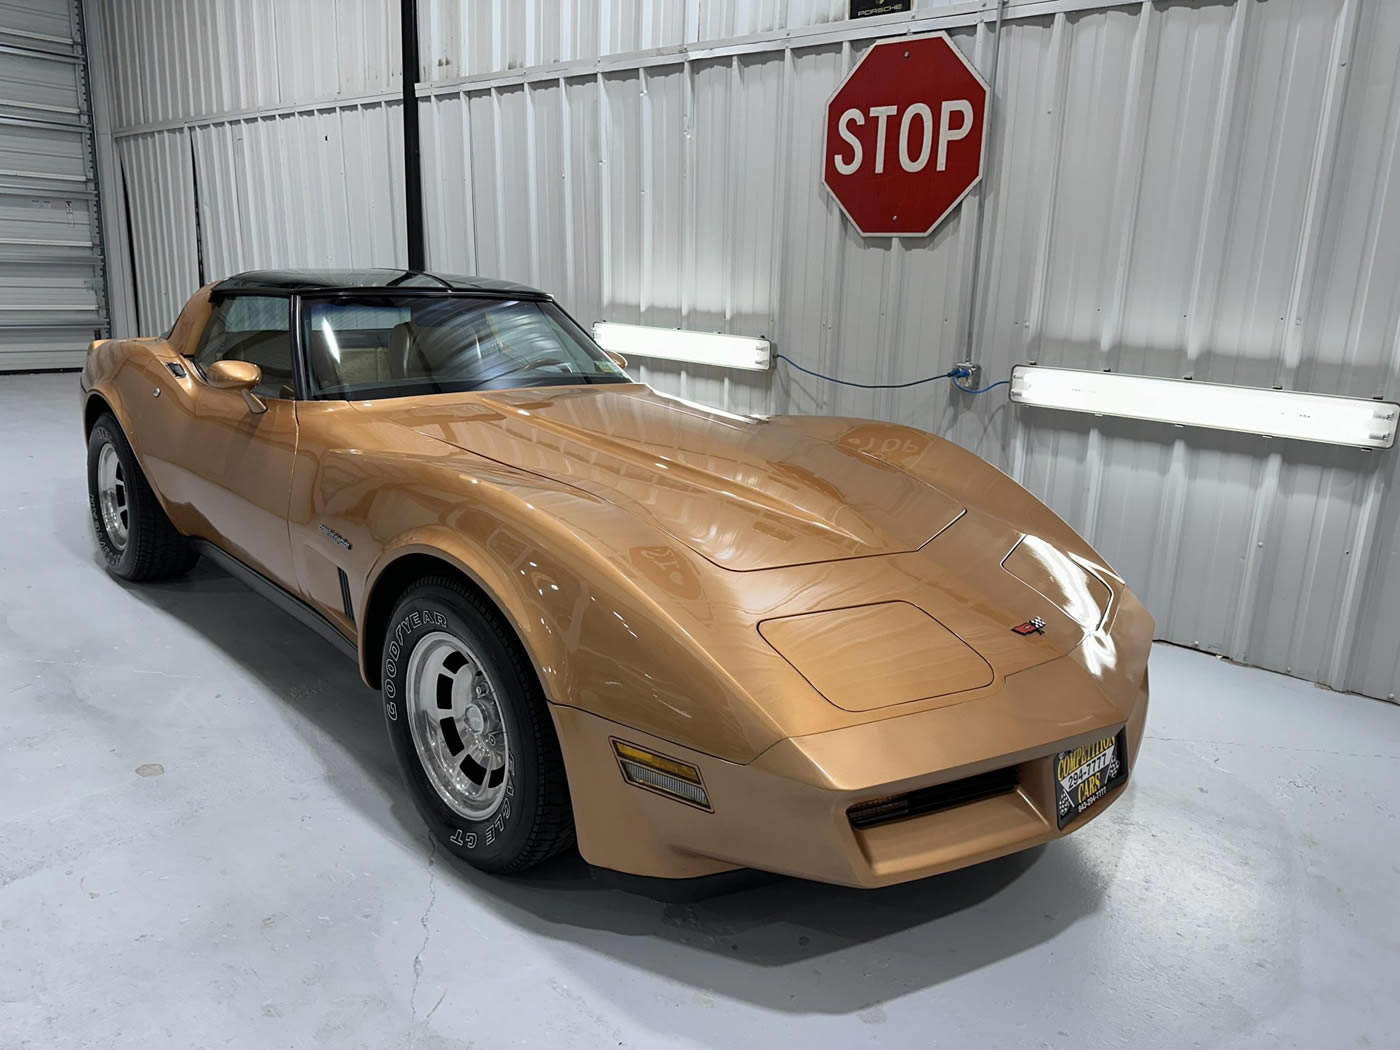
[115,556,1114,1016]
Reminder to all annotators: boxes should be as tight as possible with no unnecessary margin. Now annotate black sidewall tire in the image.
[87,416,139,577]
[382,584,547,872]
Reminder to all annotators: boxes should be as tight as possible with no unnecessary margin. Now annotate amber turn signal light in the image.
[611,739,712,811]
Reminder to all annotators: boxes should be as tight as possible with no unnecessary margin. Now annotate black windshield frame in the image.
[293,289,631,401]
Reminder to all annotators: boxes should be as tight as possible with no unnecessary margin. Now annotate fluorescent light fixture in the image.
[593,321,771,371]
[1009,365,1398,450]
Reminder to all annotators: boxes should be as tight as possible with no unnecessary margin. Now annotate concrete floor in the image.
[2,372,1398,1049]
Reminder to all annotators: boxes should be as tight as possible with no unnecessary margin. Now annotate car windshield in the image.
[302,294,630,399]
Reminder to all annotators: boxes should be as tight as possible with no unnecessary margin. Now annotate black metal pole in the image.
[400,0,425,270]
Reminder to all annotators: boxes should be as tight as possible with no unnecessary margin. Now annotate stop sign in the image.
[823,33,989,237]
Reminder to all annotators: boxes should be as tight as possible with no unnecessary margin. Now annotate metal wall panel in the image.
[416,0,976,81]
[98,0,408,335]
[114,125,192,333]
[113,100,408,336]
[100,0,401,132]
[0,0,78,40]
[419,0,1400,701]
[189,102,406,278]
[0,0,107,370]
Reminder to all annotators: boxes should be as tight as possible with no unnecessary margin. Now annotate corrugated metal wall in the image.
[415,0,969,81]
[102,0,400,128]
[95,0,1400,701]
[98,0,406,333]
[0,0,108,369]
[188,103,406,281]
[113,125,191,332]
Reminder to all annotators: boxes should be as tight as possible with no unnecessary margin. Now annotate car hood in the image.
[363,384,964,571]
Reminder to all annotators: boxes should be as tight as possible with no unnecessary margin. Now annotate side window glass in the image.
[192,296,294,399]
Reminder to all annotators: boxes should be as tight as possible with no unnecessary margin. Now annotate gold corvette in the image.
[80,270,1151,890]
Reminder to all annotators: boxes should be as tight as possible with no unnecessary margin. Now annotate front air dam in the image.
[547,653,1148,889]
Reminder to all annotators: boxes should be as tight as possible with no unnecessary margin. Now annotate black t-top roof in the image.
[215,269,548,298]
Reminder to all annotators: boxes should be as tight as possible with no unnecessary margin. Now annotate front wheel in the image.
[86,413,197,581]
[381,577,575,872]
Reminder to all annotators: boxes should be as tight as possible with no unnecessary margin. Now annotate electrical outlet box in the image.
[953,362,981,389]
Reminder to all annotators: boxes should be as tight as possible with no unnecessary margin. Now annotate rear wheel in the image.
[382,577,575,872]
[86,412,197,581]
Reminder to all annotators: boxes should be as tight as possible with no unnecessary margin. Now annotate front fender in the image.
[358,532,540,689]
[352,472,788,765]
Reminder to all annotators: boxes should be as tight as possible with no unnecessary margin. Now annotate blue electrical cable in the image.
[774,352,961,389]
[774,352,1007,394]
[952,378,1011,395]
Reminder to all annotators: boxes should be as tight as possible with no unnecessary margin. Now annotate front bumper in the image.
[553,648,1151,889]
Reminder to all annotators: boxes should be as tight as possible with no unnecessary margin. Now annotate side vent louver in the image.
[337,569,354,624]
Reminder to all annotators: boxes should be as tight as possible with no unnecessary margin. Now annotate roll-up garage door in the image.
[0,0,106,370]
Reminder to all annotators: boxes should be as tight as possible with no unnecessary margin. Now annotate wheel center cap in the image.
[464,704,486,734]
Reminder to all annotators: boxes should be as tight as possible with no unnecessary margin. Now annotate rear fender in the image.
[82,341,199,530]
[82,281,216,435]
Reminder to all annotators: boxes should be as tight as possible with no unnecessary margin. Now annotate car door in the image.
[160,293,300,588]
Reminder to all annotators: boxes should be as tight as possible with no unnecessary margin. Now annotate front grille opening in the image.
[848,766,1018,830]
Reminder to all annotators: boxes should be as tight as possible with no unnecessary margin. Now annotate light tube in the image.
[1009,365,1398,450]
[593,321,772,372]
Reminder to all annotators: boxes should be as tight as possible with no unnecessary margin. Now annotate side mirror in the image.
[204,359,266,414]
[206,359,260,390]
[605,350,628,369]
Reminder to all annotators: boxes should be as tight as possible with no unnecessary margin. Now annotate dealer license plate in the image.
[1055,732,1127,829]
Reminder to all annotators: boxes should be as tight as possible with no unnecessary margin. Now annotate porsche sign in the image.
[823,33,989,237]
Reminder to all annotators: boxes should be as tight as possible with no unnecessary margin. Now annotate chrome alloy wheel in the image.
[405,631,510,821]
[96,443,129,551]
